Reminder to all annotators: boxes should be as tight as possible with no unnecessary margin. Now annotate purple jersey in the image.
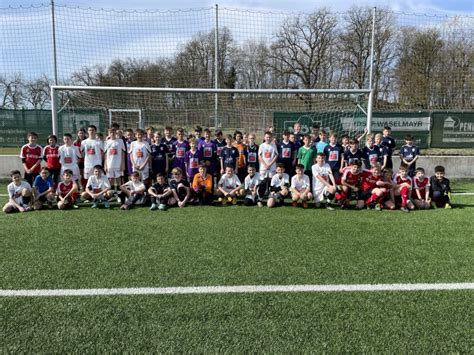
[172,140,190,173]
[125,139,134,175]
[185,149,203,181]
[199,140,217,175]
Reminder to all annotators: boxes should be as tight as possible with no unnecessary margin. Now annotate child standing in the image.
[399,134,420,177]
[3,170,33,213]
[199,129,217,179]
[59,133,81,184]
[217,166,242,205]
[362,134,381,170]
[267,163,290,208]
[119,171,147,210]
[171,128,189,179]
[323,132,344,184]
[185,137,203,183]
[150,131,169,181]
[32,167,56,210]
[343,138,363,169]
[277,131,296,178]
[56,169,79,210]
[233,131,247,183]
[104,128,126,194]
[20,132,43,186]
[81,125,104,181]
[258,131,279,196]
[429,165,452,208]
[245,133,259,172]
[220,135,239,175]
[129,129,151,185]
[374,133,389,171]
[297,134,317,190]
[82,165,113,208]
[382,126,396,170]
[290,164,312,208]
[315,130,328,153]
[43,134,61,186]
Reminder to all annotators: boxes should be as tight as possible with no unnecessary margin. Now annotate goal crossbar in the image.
[51,86,373,135]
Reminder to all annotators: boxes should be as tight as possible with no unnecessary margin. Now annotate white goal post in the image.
[108,109,143,130]
[51,86,373,136]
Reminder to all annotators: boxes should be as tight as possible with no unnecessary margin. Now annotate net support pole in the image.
[51,87,58,135]
[368,7,376,92]
[367,90,373,134]
[214,4,219,128]
[50,0,58,85]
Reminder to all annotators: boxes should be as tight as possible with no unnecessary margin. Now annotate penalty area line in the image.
[1,283,473,297]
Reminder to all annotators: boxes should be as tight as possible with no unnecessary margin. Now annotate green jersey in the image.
[297,146,317,171]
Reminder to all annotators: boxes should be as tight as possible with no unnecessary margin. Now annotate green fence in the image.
[431,112,474,148]
[0,109,106,147]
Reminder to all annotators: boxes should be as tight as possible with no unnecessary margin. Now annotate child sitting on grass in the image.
[81,165,113,209]
[119,171,147,210]
[192,163,214,206]
[148,173,172,211]
[267,163,290,208]
[3,170,33,213]
[56,169,79,210]
[217,165,242,205]
[32,167,56,210]
[290,164,312,208]
[430,165,452,208]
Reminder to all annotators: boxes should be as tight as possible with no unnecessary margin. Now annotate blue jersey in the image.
[220,146,239,169]
[245,143,259,170]
[362,145,381,169]
[213,138,227,159]
[323,144,344,171]
[344,149,363,166]
[400,145,420,173]
[33,175,53,194]
[376,144,389,167]
[315,141,328,154]
[150,143,168,174]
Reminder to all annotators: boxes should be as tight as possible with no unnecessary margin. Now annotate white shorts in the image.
[313,185,329,203]
[107,168,124,178]
[61,165,80,181]
[83,167,95,179]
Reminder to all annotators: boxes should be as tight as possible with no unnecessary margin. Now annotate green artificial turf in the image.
[1,194,473,352]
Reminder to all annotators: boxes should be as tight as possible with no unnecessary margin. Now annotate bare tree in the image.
[24,75,51,109]
[0,73,24,109]
[231,39,272,89]
[268,9,338,89]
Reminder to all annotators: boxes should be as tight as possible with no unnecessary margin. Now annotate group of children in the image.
[3,123,453,213]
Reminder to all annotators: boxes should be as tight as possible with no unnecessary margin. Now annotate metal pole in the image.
[368,7,376,91]
[51,87,58,135]
[367,90,373,134]
[214,4,219,128]
[51,0,58,85]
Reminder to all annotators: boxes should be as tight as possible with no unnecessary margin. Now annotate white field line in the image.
[1,283,473,297]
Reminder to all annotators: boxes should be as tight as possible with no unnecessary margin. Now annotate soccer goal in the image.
[51,86,373,137]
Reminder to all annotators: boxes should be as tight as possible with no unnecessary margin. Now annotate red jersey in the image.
[393,174,412,187]
[73,139,84,163]
[43,145,61,169]
[57,181,74,198]
[412,176,430,198]
[342,169,361,187]
[360,170,383,191]
[20,144,43,173]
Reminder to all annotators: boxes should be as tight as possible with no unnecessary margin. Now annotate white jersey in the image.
[81,138,104,169]
[218,174,241,193]
[123,180,145,192]
[7,181,32,204]
[244,173,261,190]
[129,141,150,167]
[291,174,310,191]
[104,139,125,170]
[258,142,278,177]
[86,175,111,193]
[58,144,80,167]
[270,173,290,188]
[312,163,332,190]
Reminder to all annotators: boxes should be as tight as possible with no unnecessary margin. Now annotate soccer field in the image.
[1,193,473,352]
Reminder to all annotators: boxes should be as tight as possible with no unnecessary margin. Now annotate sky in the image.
[3,0,473,15]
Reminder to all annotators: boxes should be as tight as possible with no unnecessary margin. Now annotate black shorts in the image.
[358,190,372,201]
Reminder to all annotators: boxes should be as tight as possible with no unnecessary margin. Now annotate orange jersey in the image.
[192,173,213,194]
[233,142,246,169]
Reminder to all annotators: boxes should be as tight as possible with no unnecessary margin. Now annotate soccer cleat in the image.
[302,201,308,209]
[257,201,263,208]
[375,203,382,211]
[292,201,298,208]
[73,204,79,209]
[400,206,409,213]
[444,203,452,209]
[326,204,335,211]
[91,203,98,209]
[158,203,167,210]
[103,201,110,209]
[231,197,237,205]
[227,196,233,203]
[217,197,223,203]
[150,203,158,211]
[221,198,227,206]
